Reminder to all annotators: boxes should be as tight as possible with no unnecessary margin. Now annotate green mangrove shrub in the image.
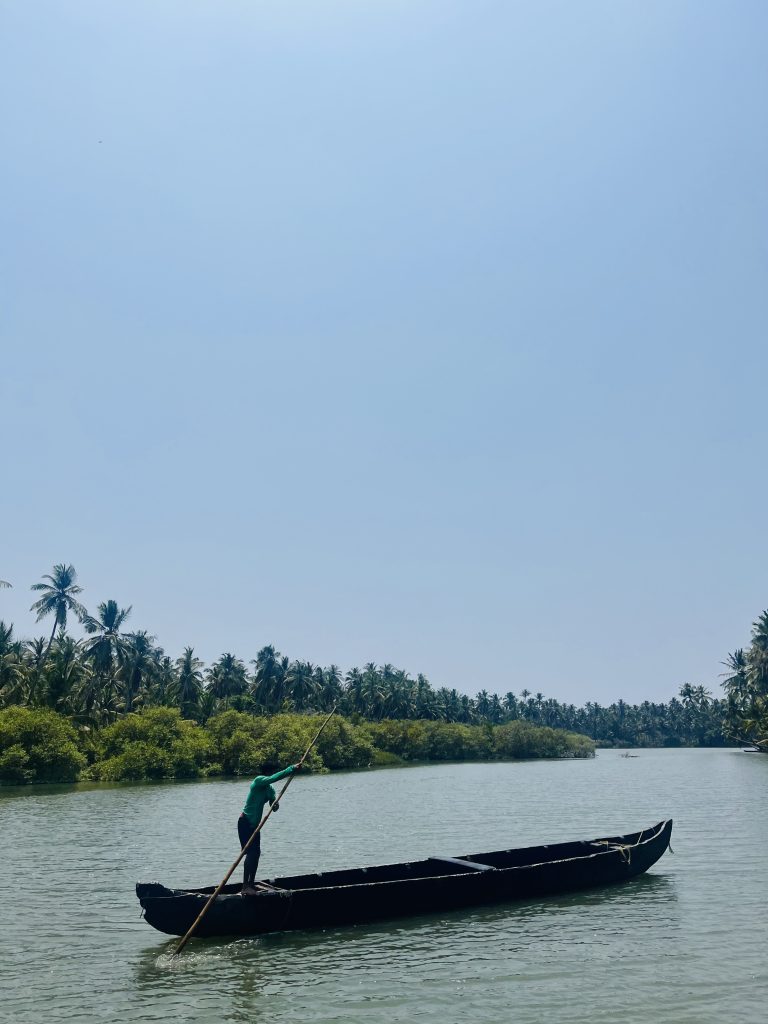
[0,706,86,783]
[493,720,593,758]
[88,707,212,781]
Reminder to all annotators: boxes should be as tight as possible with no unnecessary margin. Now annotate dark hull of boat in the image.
[137,819,672,939]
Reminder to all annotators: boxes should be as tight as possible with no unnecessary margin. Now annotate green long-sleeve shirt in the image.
[242,765,296,827]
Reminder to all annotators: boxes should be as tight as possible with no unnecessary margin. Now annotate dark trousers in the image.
[238,814,261,886]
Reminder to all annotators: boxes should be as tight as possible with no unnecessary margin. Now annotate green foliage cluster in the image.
[313,716,377,770]
[0,706,86,783]
[365,720,490,761]
[493,721,594,759]
[88,707,213,781]
[205,710,270,776]
[365,719,593,762]
[0,707,594,784]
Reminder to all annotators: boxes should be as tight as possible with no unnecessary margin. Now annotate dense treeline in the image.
[0,564,743,758]
[0,706,595,784]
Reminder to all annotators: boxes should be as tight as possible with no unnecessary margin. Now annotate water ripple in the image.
[2,750,767,1023]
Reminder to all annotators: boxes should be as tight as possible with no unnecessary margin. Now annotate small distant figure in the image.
[238,763,300,895]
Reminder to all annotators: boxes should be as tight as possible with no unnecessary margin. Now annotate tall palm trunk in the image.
[43,615,60,663]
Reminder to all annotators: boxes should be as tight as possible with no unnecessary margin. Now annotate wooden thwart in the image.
[429,855,494,872]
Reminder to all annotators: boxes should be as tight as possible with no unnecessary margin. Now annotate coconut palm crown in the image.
[30,564,87,658]
[81,600,132,677]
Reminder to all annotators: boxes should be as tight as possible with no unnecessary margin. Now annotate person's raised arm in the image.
[261,763,300,786]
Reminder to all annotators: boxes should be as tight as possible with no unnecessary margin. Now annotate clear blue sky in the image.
[2,1,767,705]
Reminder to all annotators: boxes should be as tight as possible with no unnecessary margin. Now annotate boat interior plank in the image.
[428,855,495,872]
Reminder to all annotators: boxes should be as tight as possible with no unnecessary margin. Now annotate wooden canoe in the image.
[136,818,672,938]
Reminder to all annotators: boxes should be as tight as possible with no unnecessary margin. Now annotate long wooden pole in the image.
[173,708,336,955]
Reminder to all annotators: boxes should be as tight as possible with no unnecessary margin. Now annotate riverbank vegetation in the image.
[1,563,758,785]
[721,612,768,751]
[0,706,594,783]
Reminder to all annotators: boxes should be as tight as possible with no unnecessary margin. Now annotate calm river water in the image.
[1,748,767,1024]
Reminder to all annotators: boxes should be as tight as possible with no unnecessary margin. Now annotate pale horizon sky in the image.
[2,1,767,706]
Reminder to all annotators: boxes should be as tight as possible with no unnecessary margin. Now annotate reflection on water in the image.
[132,875,681,1024]
[2,749,768,1024]
[135,871,678,976]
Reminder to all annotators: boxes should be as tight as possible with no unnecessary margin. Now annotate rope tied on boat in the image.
[589,825,658,865]
[591,841,632,863]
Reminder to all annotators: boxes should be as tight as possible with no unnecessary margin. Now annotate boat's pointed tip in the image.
[136,881,172,901]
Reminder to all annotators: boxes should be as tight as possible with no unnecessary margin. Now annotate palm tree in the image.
[444,688,462,723]
[46,633,86,711]
[70,667,120,728]
[680,687,698,708]
[24,637,49,706]
[0,621,26,707]
[721,650,749,702]
[319,664,343,711]
[0,622,17,657]
[81,600,132,679]
[286,660,319,711]
[502,691,518,718]
[251,645,286,712]
[25,636,48,670]
[0,579,11,589]
[493,694,508,723]
[745,610,768,700]
[148,655,177,706]
[475,689,492,720]
[30,564,88,661]
[747,612,768,695]
[385,671,414,718]
[361,663,384,719]
[585,701,602,740]
[120,631,158,713]
[344,667,364,715]
[174,647,204,719]
[415,673,438,719]
[206,652,248,709]
[722,649,756,743]
[459,693,474,723]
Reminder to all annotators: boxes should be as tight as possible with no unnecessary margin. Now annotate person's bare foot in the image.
[241,884,259,896]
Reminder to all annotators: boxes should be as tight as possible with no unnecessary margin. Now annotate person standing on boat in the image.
[239,763,300,895]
